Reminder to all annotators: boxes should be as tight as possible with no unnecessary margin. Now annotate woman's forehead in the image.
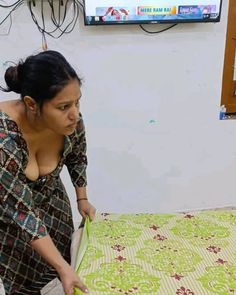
[51,80,81,103]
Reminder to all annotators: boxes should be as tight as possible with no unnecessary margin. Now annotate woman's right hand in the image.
[31,235,88,294]
[58,263,89,295]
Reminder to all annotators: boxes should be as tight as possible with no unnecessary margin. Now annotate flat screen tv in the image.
[84,0,222,25]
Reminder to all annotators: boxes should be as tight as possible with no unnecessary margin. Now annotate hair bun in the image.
[4,64,22,94]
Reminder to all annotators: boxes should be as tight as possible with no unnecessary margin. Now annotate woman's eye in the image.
[59,105,69,111]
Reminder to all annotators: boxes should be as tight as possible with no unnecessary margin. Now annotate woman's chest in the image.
[24,135,64,181]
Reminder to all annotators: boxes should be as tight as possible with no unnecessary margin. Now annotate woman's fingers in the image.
[65,286,74,295]
[75,278,89,293]
[89,207,96,221]
[60,267,89,295]
[64,280,89,295]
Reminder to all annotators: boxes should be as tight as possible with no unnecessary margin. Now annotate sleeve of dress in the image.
[64,115,88,187]
[0,132,48,243]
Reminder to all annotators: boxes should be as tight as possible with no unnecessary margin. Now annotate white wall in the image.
[1,0,234,224]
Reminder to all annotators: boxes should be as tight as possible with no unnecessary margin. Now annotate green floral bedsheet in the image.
[75,210,236,295]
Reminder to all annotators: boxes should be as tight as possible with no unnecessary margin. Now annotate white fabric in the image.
[71,228,83,270]
[0,278,5,295]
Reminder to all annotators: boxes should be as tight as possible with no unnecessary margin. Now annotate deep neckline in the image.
[0,110,65,182]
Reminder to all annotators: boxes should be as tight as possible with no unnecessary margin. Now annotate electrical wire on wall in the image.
[0,0,24,35]
[75,0,84,9]
[139,23,178,34]
[0,0,23,8]
[27,0,82,49]
[0,13,12,36]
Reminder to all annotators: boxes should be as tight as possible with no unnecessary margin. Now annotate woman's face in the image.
[40,79,81,135]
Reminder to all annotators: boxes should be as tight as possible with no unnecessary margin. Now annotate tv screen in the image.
[84,0,222,25]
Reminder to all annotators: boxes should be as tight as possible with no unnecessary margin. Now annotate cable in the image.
[27,0,80,39]
[0,1,12,36]
[50,0,74,31]
[42,31,48,50]
[50,0,79,36]
[0,0,22,8]
[0,13,12,35]
[139,23,178,34]
[50,0,66,28]
[75,0,84,9]
[0,0,24,27]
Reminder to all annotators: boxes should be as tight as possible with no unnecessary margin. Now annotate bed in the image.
[39,209,236,295]
[71,209,236,295]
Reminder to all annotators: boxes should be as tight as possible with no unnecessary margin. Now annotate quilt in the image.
[74,210,236,295]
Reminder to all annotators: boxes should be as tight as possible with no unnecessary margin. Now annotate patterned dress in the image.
[0,111,88,294]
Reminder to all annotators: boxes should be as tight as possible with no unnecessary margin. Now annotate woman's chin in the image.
[64,126,76,135]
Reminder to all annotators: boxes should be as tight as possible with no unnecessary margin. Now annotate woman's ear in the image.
[23,96,38,113]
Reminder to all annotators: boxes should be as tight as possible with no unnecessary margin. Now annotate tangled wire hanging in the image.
[27,0,84,39]
[0,0,25,35]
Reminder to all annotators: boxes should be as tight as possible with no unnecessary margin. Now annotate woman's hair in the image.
[1,50,81,106]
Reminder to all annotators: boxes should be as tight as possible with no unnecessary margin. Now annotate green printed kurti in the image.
[0,111,87,294]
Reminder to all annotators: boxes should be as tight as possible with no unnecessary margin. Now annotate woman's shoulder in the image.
[67,114,86,145]
[0,99,20,116]
[0,100,21,134]
[74,113,86,136]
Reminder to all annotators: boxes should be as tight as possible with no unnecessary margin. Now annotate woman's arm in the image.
[31,235,89,295]
[64,116,96,221]
[76,186,96,221]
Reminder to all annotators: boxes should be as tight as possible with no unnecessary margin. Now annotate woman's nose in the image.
[69,105,79,121]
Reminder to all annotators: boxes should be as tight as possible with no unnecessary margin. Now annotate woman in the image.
[0,50,96,294]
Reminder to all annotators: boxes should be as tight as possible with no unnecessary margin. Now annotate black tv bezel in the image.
[83,1,223,26]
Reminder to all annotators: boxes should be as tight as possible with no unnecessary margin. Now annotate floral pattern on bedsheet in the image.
[201,211,236,226]
[84,261,161,295]
[75,210,236,295]
[136,239,202,276]
[198,262,236,295]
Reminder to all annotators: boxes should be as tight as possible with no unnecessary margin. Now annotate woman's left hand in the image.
[77,200,96,221]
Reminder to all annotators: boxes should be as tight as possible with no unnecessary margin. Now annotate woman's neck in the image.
[12,100,53,137]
